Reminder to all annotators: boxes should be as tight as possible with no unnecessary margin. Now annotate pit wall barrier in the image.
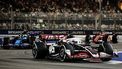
[0,30,122,35]
[0,30,122,46]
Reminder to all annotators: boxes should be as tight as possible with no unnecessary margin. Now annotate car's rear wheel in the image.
[32,46,40,59]
[2,37,10,49]
[2,45,10,49]
[98,42,113,61]
[59,46,67,62]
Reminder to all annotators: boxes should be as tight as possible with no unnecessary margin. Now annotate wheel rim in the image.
[32,47,37,58]
[59,47,66,61]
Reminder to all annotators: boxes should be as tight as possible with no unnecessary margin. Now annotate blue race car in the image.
[13,35,31,48]
[2,34,33,49]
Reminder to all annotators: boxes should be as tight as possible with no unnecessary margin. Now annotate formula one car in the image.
[2,34,33,49]
[32,34,118,62]
[13,34,33,49]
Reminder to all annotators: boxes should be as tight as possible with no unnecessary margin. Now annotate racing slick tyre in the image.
[59,46,68,62]
[101,58,112,61]
[2,37,10,49]
[32,41,48,59]
[98,42,113,61]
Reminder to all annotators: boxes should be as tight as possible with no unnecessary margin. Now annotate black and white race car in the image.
[32,34,118,62]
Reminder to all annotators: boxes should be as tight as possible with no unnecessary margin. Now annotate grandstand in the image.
[0,0,122,30]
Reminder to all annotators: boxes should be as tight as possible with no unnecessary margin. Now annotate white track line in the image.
[104,60,122,64]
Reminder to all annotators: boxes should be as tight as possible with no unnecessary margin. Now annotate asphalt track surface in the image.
[0,43,122,69]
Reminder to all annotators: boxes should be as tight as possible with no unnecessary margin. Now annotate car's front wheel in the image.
[32,42,48,59]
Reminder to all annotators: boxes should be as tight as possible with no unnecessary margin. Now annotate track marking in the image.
[102,51,122,64]
[118,51,122,53]
[104,60,122,64]
[112,51,122,61]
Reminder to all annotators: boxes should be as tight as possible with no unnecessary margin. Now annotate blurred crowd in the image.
[0,0,122,30]
[0,22,122,30]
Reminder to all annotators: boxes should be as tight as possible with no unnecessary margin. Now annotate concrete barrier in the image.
[0,34,122,45]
